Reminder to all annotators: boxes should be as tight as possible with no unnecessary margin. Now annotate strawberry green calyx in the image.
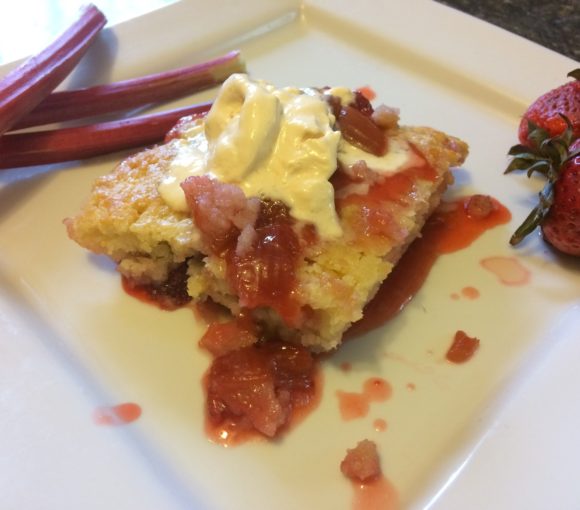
[568,69,580,80]
[506,115,579,246]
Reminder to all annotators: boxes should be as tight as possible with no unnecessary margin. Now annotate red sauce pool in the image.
[337,377,392,421]
[364,377,392,400]
[373,418,388,432]
[337,391,370,421]
[93,402,142,426]
[350,476,399,510]
[121,263,191,311]
[446,330,480,364]
[346,195,511,337]
[461,286,480,299]
[340,362,353,373]
[480,256,531,286]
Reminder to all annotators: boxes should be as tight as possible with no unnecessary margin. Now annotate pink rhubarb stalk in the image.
[13,50,244,129]
[0,102,211,169]
[0,4,107,136]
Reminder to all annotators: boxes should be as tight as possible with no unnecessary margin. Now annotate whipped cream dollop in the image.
[158,74,414,239]
[159,73,342,239]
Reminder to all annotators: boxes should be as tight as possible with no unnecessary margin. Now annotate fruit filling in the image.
[205,339,317,439]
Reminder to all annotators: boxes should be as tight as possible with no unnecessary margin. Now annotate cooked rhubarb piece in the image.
[206,341,316,437]
[340,439,382,482]
[0,4,106,136]
[199,316,258,357]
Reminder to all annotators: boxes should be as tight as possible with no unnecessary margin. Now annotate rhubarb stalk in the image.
[12,50,244,129]
[0,4,106,136]
[0,102,212,169]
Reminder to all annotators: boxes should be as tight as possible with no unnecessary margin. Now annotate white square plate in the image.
[1,1,579,509]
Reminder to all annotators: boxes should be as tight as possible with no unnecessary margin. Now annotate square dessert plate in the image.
[0,1,579,509]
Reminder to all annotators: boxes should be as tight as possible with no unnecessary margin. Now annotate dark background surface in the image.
[436,0,579,62]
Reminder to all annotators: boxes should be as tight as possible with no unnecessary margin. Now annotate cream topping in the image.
[159,74,342,239]
[338,137,422,174]
[158,74,415,240]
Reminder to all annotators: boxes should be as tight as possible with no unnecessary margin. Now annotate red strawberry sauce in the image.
[336,377,392,421]
[480,256,531,286]
[120,193,510,449]
[350,477,399,510]
[93,402,142,426]
[346,195,511,338]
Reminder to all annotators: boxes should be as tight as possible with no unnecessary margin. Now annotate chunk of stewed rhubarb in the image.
[206,341,316,438]
[182,178,303,325]
[340,439,382,482]
[181,175,260,254]
[226,200,302,326]
[199,314,258,357]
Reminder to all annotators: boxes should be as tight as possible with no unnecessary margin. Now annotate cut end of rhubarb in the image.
[208,50,246,81]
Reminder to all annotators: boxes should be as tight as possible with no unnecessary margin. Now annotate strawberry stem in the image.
[505,114,576,246]
[509,182,554,245]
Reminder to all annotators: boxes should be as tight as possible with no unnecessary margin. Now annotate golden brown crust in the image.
[64,140,201,282]
[400,126,469,171]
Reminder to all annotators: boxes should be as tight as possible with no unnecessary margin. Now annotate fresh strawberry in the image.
[518,69,580,147]
[541,139,580,255]
[506,120,580,256]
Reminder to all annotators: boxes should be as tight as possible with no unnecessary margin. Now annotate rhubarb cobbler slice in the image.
[66,74,468,354]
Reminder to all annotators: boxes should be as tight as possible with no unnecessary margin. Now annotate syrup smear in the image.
[337,377,392,421]
[93,403,142,426]
[480,256,531,286]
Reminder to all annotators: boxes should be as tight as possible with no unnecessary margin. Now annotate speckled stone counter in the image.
[436,0,579,62]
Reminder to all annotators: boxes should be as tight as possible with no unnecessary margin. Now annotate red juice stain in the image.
[346,195,511,338]
[337,391,370,421]
[340,361,353,373]
[121,263,191,311]
[351,476,399,510]
[446,330,480,364]
[461,286,480,299]
[373,418,388,432]
[429,196,512,254]
[93,402,142,426]
[480,256,531,286]
[406,382,416,391]
[122,276,162,307]
[337,377,392,421]
[450,292,460,300]
[364,377,392,401]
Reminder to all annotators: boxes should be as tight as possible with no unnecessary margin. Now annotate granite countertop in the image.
[436,0,579,62]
